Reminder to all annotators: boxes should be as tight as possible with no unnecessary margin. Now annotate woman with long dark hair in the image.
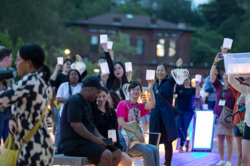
[108,91,121,110]
[0,44,53,165]
[116,88,126,100]
[149,59,182,166]
[174,76,200,152]
[56,69,82,116]
[92,89,132,166]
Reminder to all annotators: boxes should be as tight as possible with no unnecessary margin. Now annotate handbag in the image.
[121,101,146,149]
[155,85,183,118]
[219,106,233,128]
[0,93,52,166]
[54,98,61,110]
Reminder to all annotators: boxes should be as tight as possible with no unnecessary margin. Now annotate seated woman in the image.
[117,81,159,166]
[92,89,132,166]
[108,91,121,110]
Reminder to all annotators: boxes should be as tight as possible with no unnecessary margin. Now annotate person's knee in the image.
[145,148,153,157]
[241,155,249,163]
[218,135,225,142]
[100,150,112,164]
[238,151,242,159]
[112,149,122,161]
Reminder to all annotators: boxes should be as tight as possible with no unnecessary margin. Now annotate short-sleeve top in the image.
[175,86,196,112]
[213,78,235,116]
[56,82,82,116]
[116,100,149,129]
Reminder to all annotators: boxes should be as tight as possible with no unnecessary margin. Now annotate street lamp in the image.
[64,49,70,55]
[94,69,100,73]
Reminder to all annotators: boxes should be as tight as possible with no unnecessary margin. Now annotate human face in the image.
[107,93,114,108]
[69,71,79,85]
[98,59,107,66]
[116,90,122,100]
[184,78,191,87]
[129,85,141,99]
[3,54,13,67]
[156,65,167,81]
[114,64,124,79]
[97,91,108,107]
[63,61,72,73]
[15,53,30,77]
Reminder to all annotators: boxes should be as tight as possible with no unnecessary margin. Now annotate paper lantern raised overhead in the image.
[100,62,110,74]
[223,38,233,49]
[107,41,113,49]
[125,62,133,72]
[57,57,63,65]
[171,69,189,85]
[195,74,202,82]
[108,130,117,142]
[100,34,108,44]
[224,52,250,76]
[146,70,155,80]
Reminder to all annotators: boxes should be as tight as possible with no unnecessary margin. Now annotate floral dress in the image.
[0,71,53,166]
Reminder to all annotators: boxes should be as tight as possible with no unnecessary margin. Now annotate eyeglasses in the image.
[131,88,141,92]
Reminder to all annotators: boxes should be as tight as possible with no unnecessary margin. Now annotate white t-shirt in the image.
[56,82,82,116]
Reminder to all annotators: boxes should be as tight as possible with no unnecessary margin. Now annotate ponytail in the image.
[40,65,51,83]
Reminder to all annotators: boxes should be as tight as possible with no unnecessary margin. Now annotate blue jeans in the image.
[0,108,11,145]
[176,111,194,147]
[54,107,60,149]
[119,130,159,166]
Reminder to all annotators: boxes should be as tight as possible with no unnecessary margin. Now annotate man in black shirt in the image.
[60,76,121,166]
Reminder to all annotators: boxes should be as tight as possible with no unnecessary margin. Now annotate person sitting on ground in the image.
[59,76,121,166]
[92,89,132,166]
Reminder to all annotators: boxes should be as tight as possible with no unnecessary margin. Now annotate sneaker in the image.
[225,161,231,166]
[178,146,184,153]
[216,160,225,166]
[185,140,190,152]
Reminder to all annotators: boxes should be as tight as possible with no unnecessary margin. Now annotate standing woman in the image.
[0,44,53,165]
[175,76,200,152]
[210,53,235,166]
[149,59,182,166]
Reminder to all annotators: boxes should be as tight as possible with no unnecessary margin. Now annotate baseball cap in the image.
[82,76,106,91]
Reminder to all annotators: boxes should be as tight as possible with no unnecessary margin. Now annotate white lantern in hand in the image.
[107,41,113,49]
[195,74,202,82]
[108,130,117,142]
[125,62,133,72]
[223,38,233,49]
[146,70,155,80]
[57,57,63,65]
[171,69,189,85]
[100,34,108,44]
[100,62,110,74]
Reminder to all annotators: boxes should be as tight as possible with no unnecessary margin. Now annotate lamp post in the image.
[64,49,70,55]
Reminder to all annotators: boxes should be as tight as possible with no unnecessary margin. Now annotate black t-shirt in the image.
[175,86,196,112]
[94,109,109,138]
[50,72,68,93]
[60,93,96,147]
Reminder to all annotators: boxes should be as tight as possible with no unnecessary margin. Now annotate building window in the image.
[135,71,142,83]
[107,30,116,34]
[171,34,180,38]
[90,36,98,52]
[89,29,97,32]
[168,40,176,57]
[136,39,143,55]
[156,39,165,57]
[99,29,106,33]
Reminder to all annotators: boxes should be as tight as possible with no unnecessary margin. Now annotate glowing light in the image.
[64,49,70,54]
[94,69,100,73]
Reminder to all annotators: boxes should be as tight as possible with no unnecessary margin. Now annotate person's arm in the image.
[94,128,105,138]
[56,83,68,103]
[118,117,144,142]
[144,80,156,110]
[50,64,61,81]
[0,75,35,107]
[228,75,250,96]
[210,53,223,84]
[70,122,106,147]
[195,81,201,98]
[81,69,88,80]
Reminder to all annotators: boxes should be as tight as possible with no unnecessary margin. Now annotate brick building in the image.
[68,13,221,86]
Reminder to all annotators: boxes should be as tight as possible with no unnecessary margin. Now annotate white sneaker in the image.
[216,160,225,166]
[225,161,231,166]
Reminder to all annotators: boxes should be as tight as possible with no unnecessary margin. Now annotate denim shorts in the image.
[233,124,243,137]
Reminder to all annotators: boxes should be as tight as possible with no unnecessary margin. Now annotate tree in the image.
[113,0,151,15]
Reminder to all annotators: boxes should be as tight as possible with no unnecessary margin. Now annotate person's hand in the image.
[101,43,108,52]
[101,74,109,82]
[221,46,228,54]
[76,54,83,62]
[94,137,106,147]
[176,58,183,67]
[148,80,156,90]
[55,64,61,72]
[108,49,114,60]
[126,72,133,81]
[136,132,145,143]
[107,141,117,146]
[214,52,223,63]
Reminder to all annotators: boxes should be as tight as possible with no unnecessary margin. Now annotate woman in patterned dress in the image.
[0,44,53,166]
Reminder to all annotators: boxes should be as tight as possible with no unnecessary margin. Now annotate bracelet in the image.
[213,62,217,66]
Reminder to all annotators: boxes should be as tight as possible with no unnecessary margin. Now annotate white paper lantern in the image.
[57,57,63,65]
[107,41,113,49]
[223,38,233,49]
[146,70,155,80]
[100,34,108,44]
[171,69,189,85]
[108,130,117,142]
[125,62,133,72]
[100,62,110,74]
[195,74,202,82]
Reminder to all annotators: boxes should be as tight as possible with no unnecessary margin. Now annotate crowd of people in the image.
[0,42,250,166]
